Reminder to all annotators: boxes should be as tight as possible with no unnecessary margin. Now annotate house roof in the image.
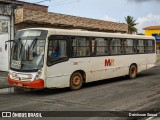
[1,0,127,33]
[144,26,160,30]
[15,8,128,33]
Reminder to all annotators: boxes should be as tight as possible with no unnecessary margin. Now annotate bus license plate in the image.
[14,83,23,87]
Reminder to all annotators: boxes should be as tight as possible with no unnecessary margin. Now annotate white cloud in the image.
[102,15,118,22]
[136,13,160,33]
[101,14,160,34]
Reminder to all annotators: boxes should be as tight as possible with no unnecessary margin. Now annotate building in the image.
[14,2,127,33]
[0,0,128,71]
[0,0,45,71]
[144,25,160,50]
[0,0,128,33]
[0,0,16,71]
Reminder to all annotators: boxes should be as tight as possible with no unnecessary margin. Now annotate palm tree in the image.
[125,16,138,34]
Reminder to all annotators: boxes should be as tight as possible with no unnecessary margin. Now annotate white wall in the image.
[0,15,13,71]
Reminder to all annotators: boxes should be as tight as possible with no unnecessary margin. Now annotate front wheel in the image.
[129,65,137,79]
[70,72,83,90]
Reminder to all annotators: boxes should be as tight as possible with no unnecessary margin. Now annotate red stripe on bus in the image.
[8,77,44,89]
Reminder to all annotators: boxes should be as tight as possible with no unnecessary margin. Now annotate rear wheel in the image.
[129,65,137,79]
[70,72,83,90]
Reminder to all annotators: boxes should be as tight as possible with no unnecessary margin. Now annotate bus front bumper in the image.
[8,77,44,89]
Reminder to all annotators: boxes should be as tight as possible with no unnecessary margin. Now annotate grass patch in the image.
[157,58,160,61]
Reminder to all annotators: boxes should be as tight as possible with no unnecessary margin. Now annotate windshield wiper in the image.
[28,38,38,52]
[26,38,38,61]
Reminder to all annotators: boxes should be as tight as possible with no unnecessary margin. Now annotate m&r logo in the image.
[105,59,115,66]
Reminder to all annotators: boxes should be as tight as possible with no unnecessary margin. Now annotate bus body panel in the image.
[8,28,156,89]
[46,58,92,88]
[45,54,156,88]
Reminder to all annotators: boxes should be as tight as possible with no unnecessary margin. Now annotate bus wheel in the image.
[129,65,137,79]
[70,72,83,90]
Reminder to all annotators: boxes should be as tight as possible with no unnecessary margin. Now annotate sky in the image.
[22,0,160,33]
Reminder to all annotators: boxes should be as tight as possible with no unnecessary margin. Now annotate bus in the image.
[7,28,156,90]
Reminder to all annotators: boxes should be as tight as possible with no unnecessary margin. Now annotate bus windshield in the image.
[10,30,47,71]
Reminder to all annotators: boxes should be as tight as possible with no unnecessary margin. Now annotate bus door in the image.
[46,35,70,88]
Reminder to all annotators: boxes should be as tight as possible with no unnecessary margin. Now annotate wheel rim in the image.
[72,75,81,86]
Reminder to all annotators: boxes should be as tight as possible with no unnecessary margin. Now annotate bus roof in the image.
[18,28,155,40]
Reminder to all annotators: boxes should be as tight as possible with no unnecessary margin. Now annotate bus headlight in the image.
[9,72,12,78]
[9,72,17,79]
[34,69,42,80]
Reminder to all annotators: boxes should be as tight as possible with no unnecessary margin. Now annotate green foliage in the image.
[125,16,138,34]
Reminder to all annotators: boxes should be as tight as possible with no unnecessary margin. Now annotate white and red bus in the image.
[7,28,156,90]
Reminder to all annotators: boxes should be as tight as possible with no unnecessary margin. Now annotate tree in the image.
[125,16,138,34]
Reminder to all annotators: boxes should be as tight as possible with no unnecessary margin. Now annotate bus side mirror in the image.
[5,40,15,51]
[5,43,7,51]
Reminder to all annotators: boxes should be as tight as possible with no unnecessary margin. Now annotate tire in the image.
[129,65,137,79]
[70,72,83,90]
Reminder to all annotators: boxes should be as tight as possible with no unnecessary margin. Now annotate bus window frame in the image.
[93,37,110,56]
[137,39,145,54]
[124,38,137,55]
[70,36,111,58]
[109,38,124,55]
[70,36,91,58]
[47,35,156,66]
[47,35,70,67]
[146,39,155,53]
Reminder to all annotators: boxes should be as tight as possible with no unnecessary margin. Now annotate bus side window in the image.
[95,38,109,56]
[137,40,145,53]
[48,40,53,57]
[47,39,68,65]
[147,40,155,53]
[125,39,134,54]
[110,38,123,55]
[71,37,90,57]
[91,39,96,55]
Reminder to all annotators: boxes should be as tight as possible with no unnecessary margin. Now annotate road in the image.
[0,66,160,120]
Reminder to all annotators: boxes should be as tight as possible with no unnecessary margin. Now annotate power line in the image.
[51,0,79,7]
[20,0,80,8]
[50,0,70,4]
[51,0,79,4]
[33,0,79,6]
[34,0,51,4]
